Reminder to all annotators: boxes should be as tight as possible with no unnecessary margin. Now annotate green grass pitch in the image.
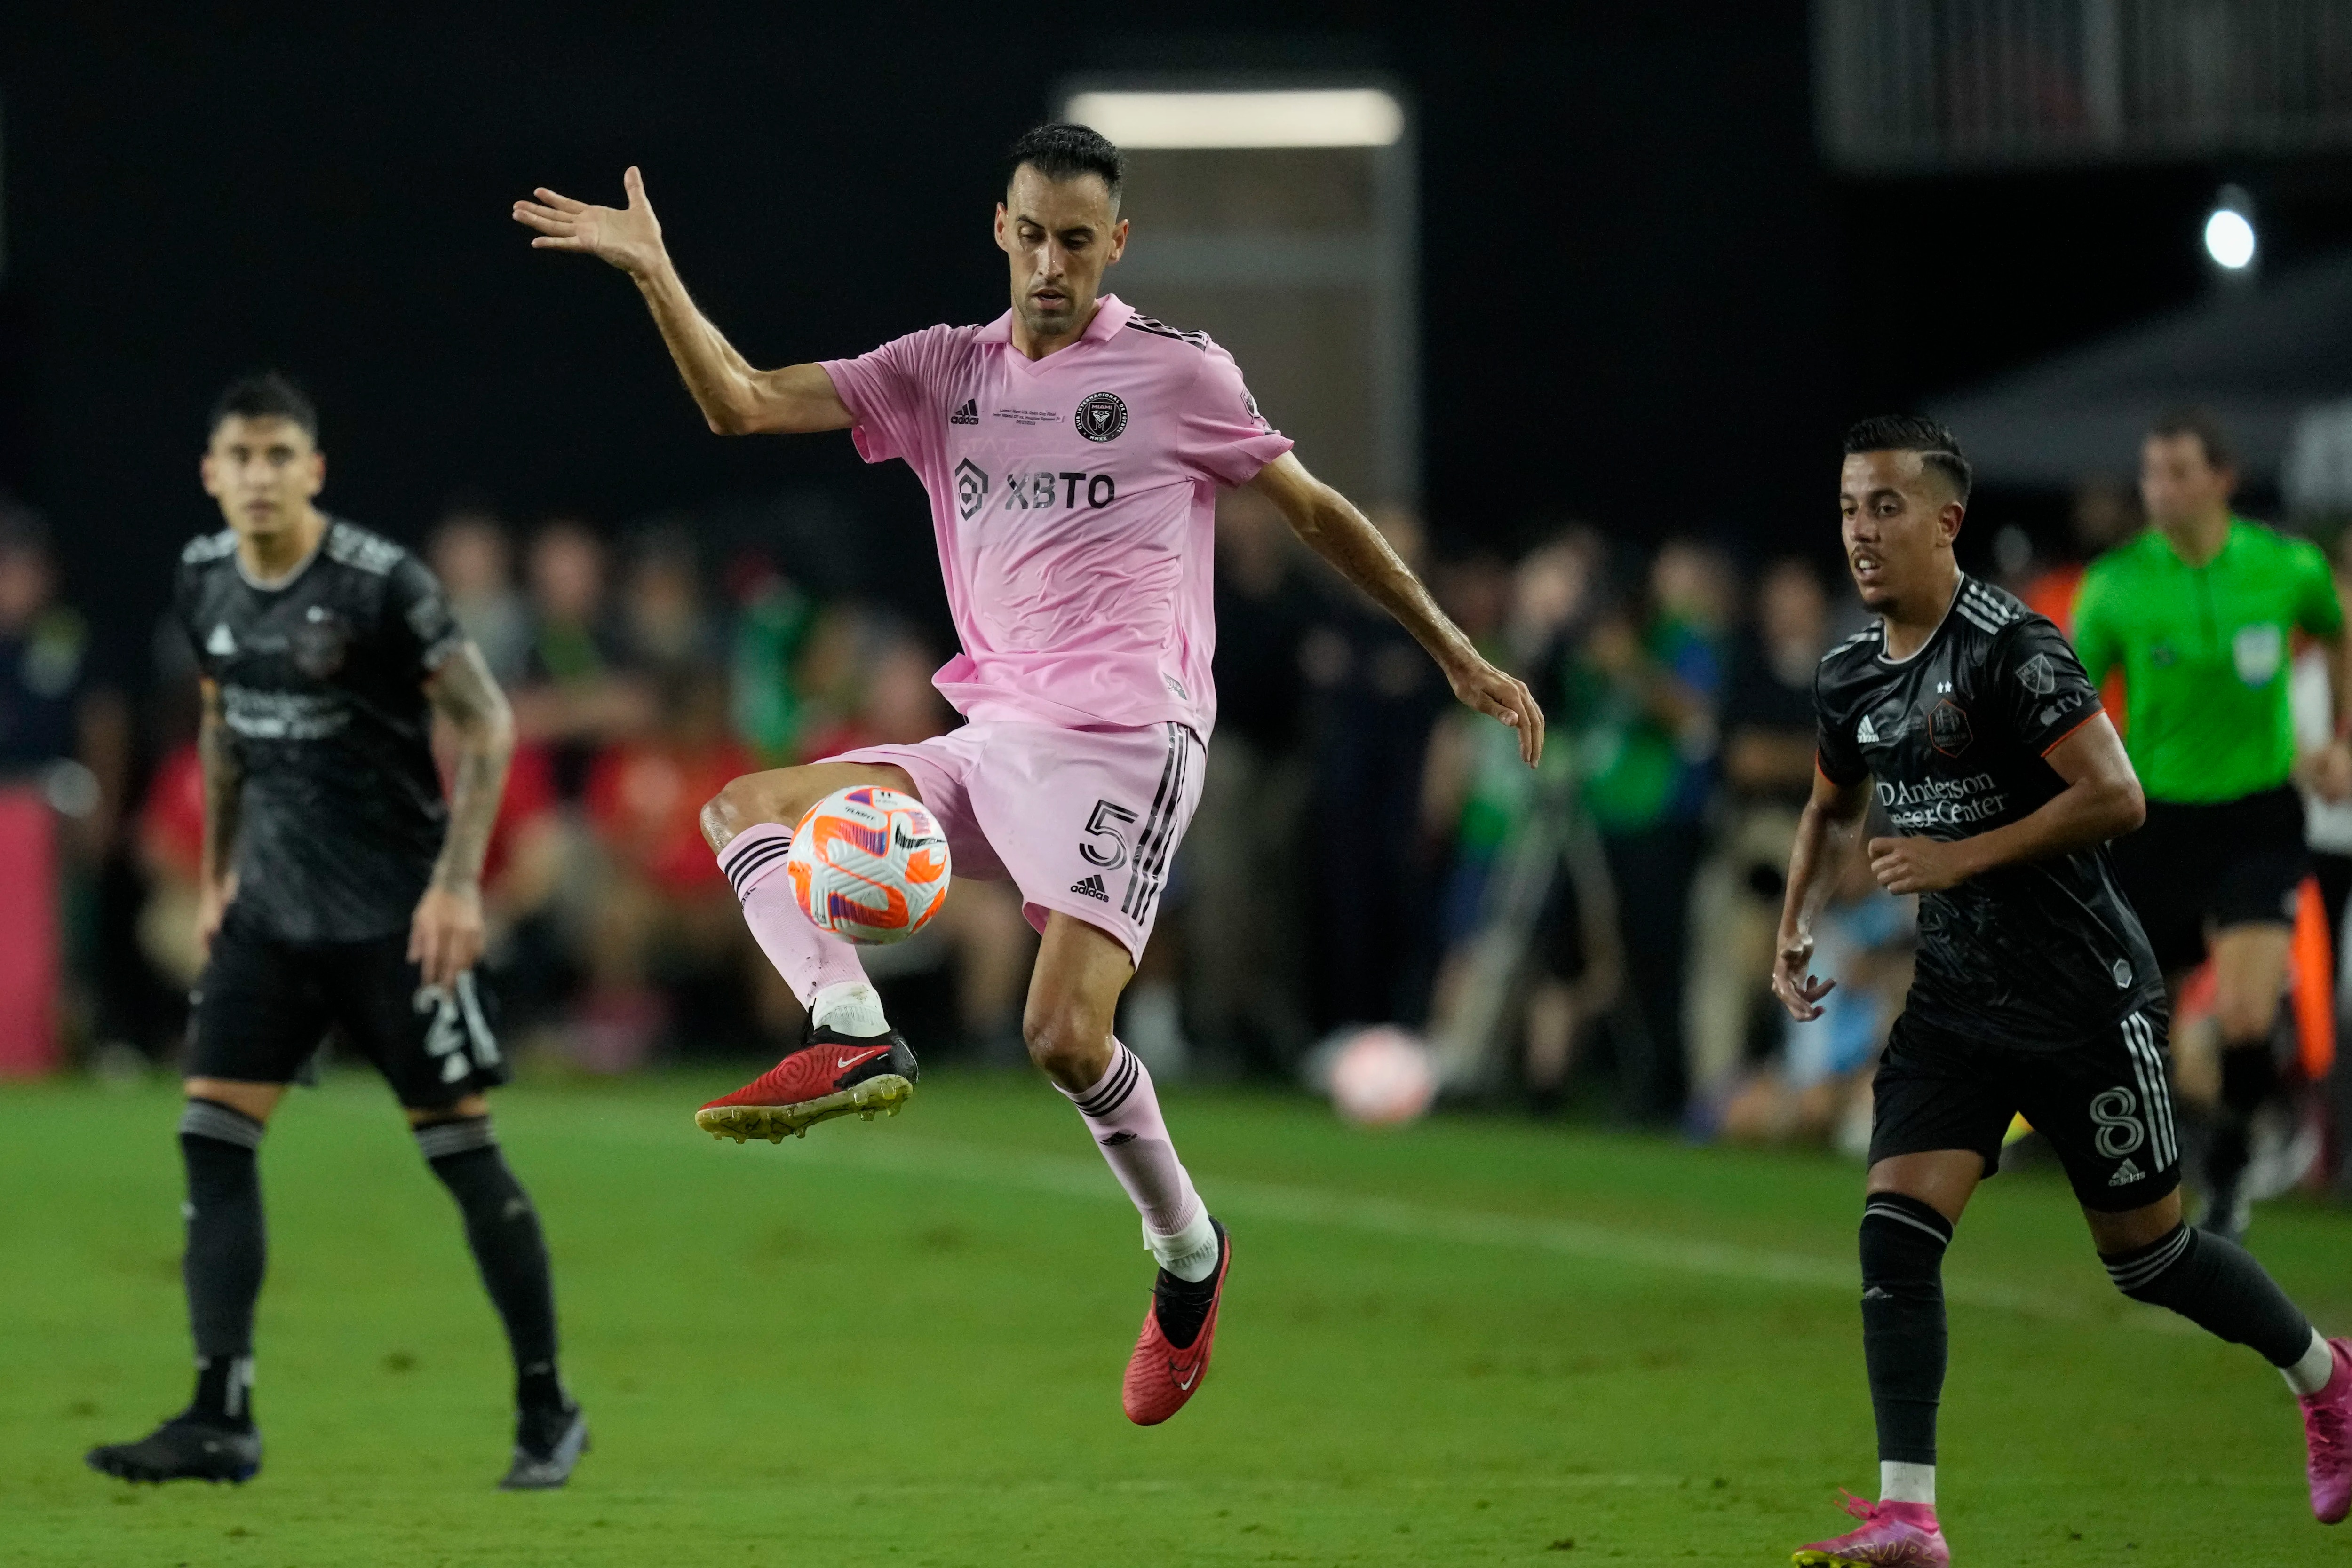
[5,1068,2350,1566]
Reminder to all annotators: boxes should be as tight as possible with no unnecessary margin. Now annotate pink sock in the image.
[718,823,869,1006]
[1060,1041,1202,1239]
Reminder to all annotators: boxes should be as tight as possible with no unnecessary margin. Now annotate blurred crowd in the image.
[5,479,2345,1161]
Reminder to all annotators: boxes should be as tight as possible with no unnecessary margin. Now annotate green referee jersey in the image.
[2073,518,2344,804]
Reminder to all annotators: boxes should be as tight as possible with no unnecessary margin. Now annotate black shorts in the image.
[2110,785,2306,973]
[188,904,509,1110]
[1868,1006,2180,1212]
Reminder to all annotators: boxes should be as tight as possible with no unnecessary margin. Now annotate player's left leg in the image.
[404,1094,585,1489]
[332,939,585,1490]
[2086,1186,2351,1523]
[2027,1006,2350,1522]
[1023,912,1229,1426]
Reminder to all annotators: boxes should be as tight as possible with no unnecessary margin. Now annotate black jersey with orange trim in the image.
[1814,574,2164,1050]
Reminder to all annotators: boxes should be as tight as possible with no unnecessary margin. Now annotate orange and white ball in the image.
[786,785,950,944]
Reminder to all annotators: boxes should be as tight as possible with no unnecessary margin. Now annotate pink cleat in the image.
[2300,1337,2352,1524]
[1792,1490,1949,1567]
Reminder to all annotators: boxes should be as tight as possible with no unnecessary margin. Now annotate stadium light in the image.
[1062,89,1405,149]
[2203,192,2257,271]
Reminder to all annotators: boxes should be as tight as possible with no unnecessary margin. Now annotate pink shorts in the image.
[825,720,1204,966]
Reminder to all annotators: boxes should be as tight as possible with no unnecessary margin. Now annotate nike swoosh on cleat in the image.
[1171,1359,1200,1391]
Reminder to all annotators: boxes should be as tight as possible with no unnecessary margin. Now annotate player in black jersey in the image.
[87,374,586,1490]
[1775,418,2351,1566]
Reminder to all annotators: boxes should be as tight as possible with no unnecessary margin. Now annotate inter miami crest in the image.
[1928,698,1973,757]
[1075,391,1128,443]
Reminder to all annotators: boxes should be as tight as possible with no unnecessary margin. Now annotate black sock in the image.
[178,1100,266,1429]
[191,1353,254,1428]
[417,1117,564,1412]
[2209,1044,2277,1190]
[2102,1220,2313,1365]
[1859,1194,1953,1467]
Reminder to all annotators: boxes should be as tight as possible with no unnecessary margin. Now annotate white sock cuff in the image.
[719,823,795,901]
[810,981,888,1040]
[2285,1329,2336,1397]
[1145,1206,1217,1281]
[1878,1460,1935,1505]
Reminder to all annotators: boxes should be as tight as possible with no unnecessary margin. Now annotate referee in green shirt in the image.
[2074,409,2352,1239]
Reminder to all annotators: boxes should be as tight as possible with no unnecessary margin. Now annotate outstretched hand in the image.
[513,166,667,276]
[1446,653,1546,767]
[1771,930,1836,1022]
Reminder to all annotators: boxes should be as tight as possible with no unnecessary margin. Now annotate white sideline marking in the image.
[579,1110,2173,1329]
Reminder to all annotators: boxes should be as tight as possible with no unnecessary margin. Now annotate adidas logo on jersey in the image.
[1856,714,1879,744]
[2109,1158,2145,1187]
[949,398,979,426]
[1070,873,1109,902]
[207,623,237,657]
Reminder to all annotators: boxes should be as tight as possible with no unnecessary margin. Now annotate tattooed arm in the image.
[412,641,516,988]
[195,679,243,954]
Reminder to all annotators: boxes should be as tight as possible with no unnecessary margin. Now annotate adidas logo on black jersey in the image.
[1070,873,1109,902]
[2109,1157,2145,1187]
[1856,713,1879,744]
[949,398,978,426]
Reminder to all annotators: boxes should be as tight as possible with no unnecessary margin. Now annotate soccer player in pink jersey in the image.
[515,124,1543,1424]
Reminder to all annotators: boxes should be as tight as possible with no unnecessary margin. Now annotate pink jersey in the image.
[820,294,1291,738]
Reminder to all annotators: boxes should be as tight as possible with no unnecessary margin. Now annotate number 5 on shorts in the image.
[1081,799,1139,870]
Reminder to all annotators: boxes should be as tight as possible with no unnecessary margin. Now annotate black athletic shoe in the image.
[87,1415,262,1484]
[499,1403,589,1490]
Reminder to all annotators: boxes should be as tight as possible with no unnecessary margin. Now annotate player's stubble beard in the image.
[1017,283,1092,345]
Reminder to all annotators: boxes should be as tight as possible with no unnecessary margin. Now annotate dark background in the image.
[3,2,2346,681]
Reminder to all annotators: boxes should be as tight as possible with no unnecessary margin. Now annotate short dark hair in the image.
[1843,414,1972,502]
[2147,406,2236,472]
[209,371,317,442]
[1002,123,1124,206]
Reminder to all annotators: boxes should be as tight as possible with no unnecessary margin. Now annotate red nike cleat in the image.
[1122,1219,1230,1426]
[695,1028,919,1143]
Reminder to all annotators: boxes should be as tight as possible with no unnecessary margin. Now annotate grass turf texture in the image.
[4,1070,2350,1567]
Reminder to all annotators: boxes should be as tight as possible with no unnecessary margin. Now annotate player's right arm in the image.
[1772,762,1870,1022]
[194,678,241,952]
[513,167,850,436]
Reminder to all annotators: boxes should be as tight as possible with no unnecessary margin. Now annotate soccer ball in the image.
[785,785,950,944]
[1326,1025,1438,1128]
